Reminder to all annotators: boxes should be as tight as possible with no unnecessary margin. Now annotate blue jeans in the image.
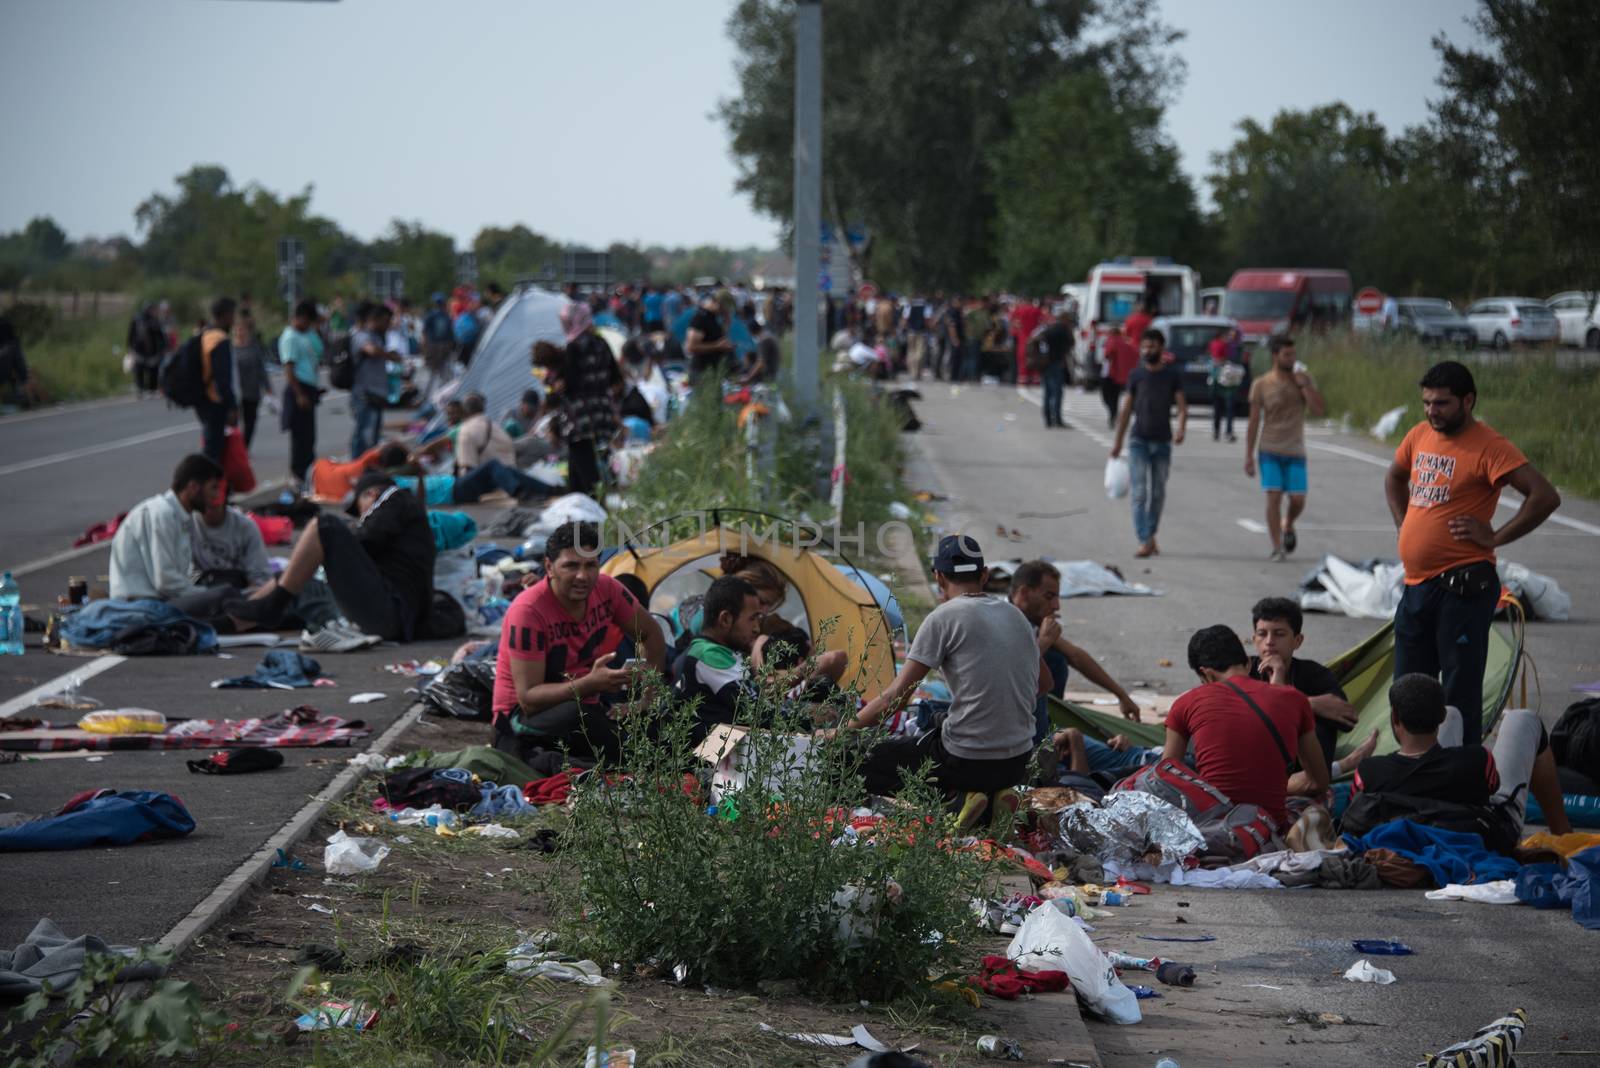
[195,400,228,462]
[451,460,563,504]
[350,392,384,458]
[1034,646,1070,745]
[1393,565,1499,746]
[1127,437,1172,543]
[1042,363,1065,425]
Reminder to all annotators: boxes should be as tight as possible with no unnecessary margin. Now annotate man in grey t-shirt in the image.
[348,303,395,458]
[845,535,1047,798]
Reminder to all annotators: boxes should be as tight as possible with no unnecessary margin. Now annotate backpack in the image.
[1340,791,1520,855]
[381,768,480,811]
[158,335,207,408]
[453,311,481,347]
[414,589,467,641]
[1552,697,1600,783]
[1114,758,1281,862]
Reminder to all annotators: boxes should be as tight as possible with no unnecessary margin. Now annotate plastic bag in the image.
[1008,902,1141,1024]
[78,709,167,734]
[323,829,390,874]
[1104,456,1130,500]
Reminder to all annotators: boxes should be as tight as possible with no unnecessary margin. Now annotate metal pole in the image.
[791,0,822,420]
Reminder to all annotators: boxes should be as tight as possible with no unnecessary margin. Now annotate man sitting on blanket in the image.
[1350,673,1571,837]
[110,454,244,623]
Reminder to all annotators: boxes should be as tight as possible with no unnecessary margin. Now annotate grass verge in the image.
[1287,336,1600,500]
[21,314,129,403]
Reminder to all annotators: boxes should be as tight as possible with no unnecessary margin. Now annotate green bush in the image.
[23,315,130,402]
[1294,335,1600,499]
[5,300,56,343]
[559,668,992,1000]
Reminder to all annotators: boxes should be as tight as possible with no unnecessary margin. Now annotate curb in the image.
[155,699,426,956]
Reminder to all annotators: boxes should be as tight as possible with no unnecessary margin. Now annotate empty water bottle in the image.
[0,571,22,656]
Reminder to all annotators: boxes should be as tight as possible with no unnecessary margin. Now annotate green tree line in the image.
[723,0,1599,300]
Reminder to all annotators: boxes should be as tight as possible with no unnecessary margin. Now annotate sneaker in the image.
[331,619,383,649]
[1269,548,1287,562]
[1283,528,1298,554]
[299,623,371,654]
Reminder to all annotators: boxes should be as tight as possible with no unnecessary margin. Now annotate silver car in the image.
[1464,297,1559,349]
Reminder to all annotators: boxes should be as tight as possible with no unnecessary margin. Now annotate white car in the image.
[1463,297,1559,349]
[1545,291,1600,348]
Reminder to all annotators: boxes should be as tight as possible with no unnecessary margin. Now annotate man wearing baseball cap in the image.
[843,534,1048,799]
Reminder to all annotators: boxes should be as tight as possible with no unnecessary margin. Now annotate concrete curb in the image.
[155,699,426,956]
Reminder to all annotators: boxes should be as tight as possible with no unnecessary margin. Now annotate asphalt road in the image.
[0,385,479,948]
[902,378,1600,1062]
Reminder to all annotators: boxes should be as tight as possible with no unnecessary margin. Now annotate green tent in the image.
[1048,619,1524,770]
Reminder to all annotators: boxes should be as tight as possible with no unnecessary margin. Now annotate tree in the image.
[720,0,1183,290]
[1206,104,1397,279]
[369,221,456,302]
[990,70,1208,294]
[1432,0,1600,286]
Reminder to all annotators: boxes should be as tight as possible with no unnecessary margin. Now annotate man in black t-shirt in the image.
[1109,328,1187,557]
[1031,305,1074,429]
[1353,673,1570,836]
[686,294,734,381]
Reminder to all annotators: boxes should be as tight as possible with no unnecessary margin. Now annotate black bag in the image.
[419,658,497,721]
[159,335,207,408]
[187,747,284,775]
[414,589,467,641]
[381,768,480,811]
[329,346,355,390]
[1552,697,1600,783]
[110,620,207,656]
[1340,791,1520,855]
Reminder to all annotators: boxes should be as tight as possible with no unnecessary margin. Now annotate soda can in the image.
[976,1034,1022,1059]
[68,577,88,605]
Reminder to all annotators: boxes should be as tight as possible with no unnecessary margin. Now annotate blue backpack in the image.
[453,311,481,347]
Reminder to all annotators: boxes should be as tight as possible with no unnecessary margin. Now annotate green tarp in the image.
[1048,620,1522,770]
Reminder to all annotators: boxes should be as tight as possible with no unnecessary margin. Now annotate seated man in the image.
[1009,559,1141,744]
[190,486,272,591]
[491,522,667,763]
[1248,596,1373,767]
[109,454,239,620]
[844,536,1047,799]
[1159,624,1328,830]
[1351,673,1571,838]
[228,472,436,647]
[671,576,847,734]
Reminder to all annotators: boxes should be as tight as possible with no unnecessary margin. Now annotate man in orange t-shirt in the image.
[1383,361,1560,744]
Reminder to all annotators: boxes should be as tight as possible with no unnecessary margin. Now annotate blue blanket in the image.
[214,650,324,690]
[1515,846,1600,929]
[59,599,218,654]
[0,791,195,852]
[1342,819,1522,886]
[428,510,478,551]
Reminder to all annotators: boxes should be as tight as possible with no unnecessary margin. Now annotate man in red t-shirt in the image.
[492,521,667,762]
[1098,324,1140,429]
[1011,298,1045,386]
[1383,361,1559,745]
[1161,624,1328,827]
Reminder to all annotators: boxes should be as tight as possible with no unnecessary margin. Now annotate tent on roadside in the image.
[441,284,567,428]
[1048,618,1525,769]
[602,516,898,698]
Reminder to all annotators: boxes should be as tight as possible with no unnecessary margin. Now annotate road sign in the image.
[857,281,877,301]
[562,250,612,290]
[457,252,478,285]
[1355,287,1386,316]
[368,263,405,302]
[276,237,306,308]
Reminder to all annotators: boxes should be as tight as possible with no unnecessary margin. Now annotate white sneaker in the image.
[332,619,383,649]
[299,623,370,654]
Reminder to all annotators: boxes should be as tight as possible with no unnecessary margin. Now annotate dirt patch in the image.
[164,711,1096,1066]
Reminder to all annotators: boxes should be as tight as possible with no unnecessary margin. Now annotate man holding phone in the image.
[491,521,667,762]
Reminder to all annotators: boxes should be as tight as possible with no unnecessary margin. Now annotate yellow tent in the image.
[602,523,897,698]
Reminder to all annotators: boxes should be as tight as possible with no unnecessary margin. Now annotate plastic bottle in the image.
[0,572,22,656]
[1155,1059,1181,1068]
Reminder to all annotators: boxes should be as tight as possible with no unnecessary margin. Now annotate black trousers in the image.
[195,400,228,462]
[316,516,406,640]
[1100,380,1123,427]
[1393,564,1500,746]
[240,400,260,448]
[568,438,602,496]
[862,729,1031,798]
[494,699,621,764]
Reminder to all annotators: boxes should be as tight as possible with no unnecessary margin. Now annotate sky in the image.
[0,0,1483,250]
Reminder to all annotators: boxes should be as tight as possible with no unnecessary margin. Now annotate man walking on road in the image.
[1099,322,1139,429]
[1244,336,1325,560]
[1384,361,1560,745]
[278,300,323,487]
[1029,305,1073,428]
[1110,328,1186,558]
[195,298,238,463]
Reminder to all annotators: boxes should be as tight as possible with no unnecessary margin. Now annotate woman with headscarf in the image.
[552,301,622,498]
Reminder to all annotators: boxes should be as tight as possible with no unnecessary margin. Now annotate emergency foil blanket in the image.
[1059,792,1204,867]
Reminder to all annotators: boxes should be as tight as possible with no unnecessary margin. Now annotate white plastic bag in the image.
[323,830,391,875]
[1104,456,1131,500]
[1008,902,1141,1024]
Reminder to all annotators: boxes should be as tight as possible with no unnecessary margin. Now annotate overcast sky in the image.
[1,0,1481,250]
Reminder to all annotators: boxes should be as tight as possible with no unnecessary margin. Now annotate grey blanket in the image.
[0,918,164,1000]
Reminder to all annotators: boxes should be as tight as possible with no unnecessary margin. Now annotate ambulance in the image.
[1065,257,1199,385]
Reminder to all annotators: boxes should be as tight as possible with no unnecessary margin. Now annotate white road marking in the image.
[0,654,126,718]
[0,423,195,479]
[0,393,139,427]
[1016,385,1113,448]
[1235,518,1396,535]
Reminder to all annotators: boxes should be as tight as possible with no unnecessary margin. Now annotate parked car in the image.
[1150,315,1240,405]
[1222,269,1351,346]
[1464,298,1559,349]
[1546,291,1600,348]
[1393,298,1476,348]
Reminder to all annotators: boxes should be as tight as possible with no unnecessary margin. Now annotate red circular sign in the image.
[857,281,878,301]
[1355,287,1385,315]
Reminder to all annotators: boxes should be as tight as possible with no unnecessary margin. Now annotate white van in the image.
[1067,257,1199,384]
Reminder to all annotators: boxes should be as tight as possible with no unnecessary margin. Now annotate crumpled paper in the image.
[1343,959,1396,984]
[1059,793,1204,867]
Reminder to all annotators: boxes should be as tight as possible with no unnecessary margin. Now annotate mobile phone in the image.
[621,658,647,670]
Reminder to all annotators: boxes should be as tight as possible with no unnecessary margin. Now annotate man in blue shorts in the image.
[1244,336,1325,561]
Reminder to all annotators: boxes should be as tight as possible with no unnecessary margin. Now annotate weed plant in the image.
[559,656,992,1001]
[1269,335,1600,498]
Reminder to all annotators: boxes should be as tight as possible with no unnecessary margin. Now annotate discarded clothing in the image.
[524,771,575,806]
[987,559,1158,598]
[1515,846,1600,929]
[1417,1008,1526,1068]
[1235,848,1345,876]
[59,598,217,654]
[381,768,481,811]
[472,783,536,818]
[427,510,478,552]
[112,619,215,656]
[213,650,325,690]
[1363,847,1434,889]
[418,745,539,785]
[1170,867,1282,890]
[185,747,285,775]
[1520,830,1600,858]
[1343,959,1396,984]
[1276,855,1381,890]
[1298,556,1406,620]
[1425,880,1519,905]
[0,790,195,852]
[0,919,164,1001]
[0,707,368,752]
[1342,819,1521,886]
[969,953,1070,1000]
[73,512,128,548]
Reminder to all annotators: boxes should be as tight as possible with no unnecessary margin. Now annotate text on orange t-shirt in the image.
[1394,420,1527,584]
